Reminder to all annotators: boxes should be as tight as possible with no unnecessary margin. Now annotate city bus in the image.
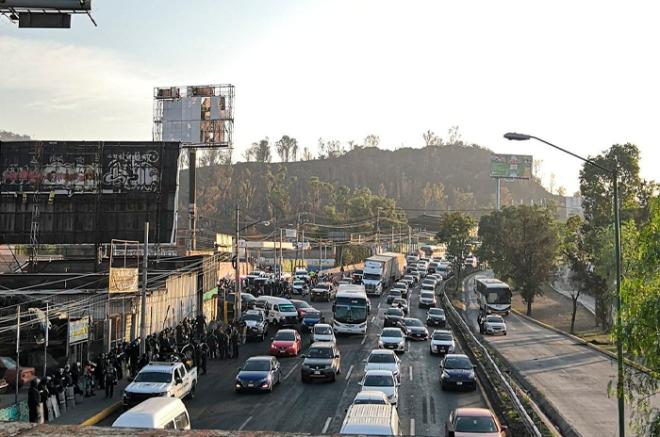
[332,285,369,335]
[474,278,512,315]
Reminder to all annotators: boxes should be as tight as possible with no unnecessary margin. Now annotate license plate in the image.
[248,383,254,387]
[456,382,463,386]
[314,371,321,375]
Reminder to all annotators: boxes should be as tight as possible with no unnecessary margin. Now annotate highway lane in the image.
[102,282,486,434]
[462,272,659,437]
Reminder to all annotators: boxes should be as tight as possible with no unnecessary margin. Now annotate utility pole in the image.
[301,229,305,268]
[496,178,501,210]
[279,228,284,279]
[139,222,149,355]
[391,226,394,251]
[376,208,381,254]
[43,302,48,378]
[408,226,412,253]
[188,148,197,251]
[234,206,241,322]
[15,306,20,406]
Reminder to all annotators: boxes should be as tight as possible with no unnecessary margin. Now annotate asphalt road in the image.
[101,282,486,434]
[462,272,659,437]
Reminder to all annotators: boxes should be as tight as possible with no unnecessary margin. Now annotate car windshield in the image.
[314,326,333,335]
[274,331,296,341]
[433,332,453,341]
[429,309,445,316]
[242,313,262,322]
[455,416,498,433]
[385,309,403,317]
[364,374,394,387]
[294,281,304,286]
[393,299,406,305]
[243,360,271,371]
[404,276,413,281]
[421,292,434,299]
[382,329,403,338]
[445,356,473,370]
[487,316,504,323]
[134,371,172,383]
[369,353,395,364]
[308,347,334,359]
[304,311,321,319]
[0,357,17,368]
[279,304,296,313]
[390,291,402,297]
[353,398,387,405]
[404,319,423,327]
[293,301,311,309]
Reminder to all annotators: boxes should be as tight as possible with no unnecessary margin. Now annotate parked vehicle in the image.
[312,323,336,343]
[378,327,406,353]
[400,318,428,340]
[255,296,299,327]
[430,330,455,355]
[241,309,269,341]
[426,308,447,327]
[383,308,405,328]
[269,329,302,357]
[440,354,477,391]
[0,357,34,388]
[359,369,400,405]
[235,356,281,393]
[301,342,341,383]
[123,361,197,409]
[445,407,507,436]
[340,404,401,435]
[112,398,191,430]
[310,282,335,302]
[364,349,401,383]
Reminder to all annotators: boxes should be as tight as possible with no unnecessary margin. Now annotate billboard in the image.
[109,267,139,293]
[68,316,90,345]
[490,154,533,179]
[153,84,235,146]
[0,141,180,244]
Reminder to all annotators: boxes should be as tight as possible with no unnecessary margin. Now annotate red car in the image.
[269,329,302,357]
[290,299,315,319]
[0,357,35,388]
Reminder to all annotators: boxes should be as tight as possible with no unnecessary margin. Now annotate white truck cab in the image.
[123,361,198,409]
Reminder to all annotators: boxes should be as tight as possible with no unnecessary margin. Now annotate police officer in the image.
[104,360,118,399]
[28,378,41,423]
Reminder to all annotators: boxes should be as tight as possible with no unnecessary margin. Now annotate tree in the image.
[363,134,380,148]
[250,138,272,163]
[446,126,462,145]
[0,130,30,141]
[301,147,314,161]
[435,212,476,292]
[422,130,441,146]
[478,206,559,315]
[620,197,660,434]
[275,135,298,162]
[560,215,590,334]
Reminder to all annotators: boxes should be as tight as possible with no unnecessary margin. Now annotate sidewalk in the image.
[552,280,596,315]
[51,379,128,425]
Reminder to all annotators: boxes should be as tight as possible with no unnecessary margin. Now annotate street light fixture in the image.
[504,132,625,437]
[234,208,272,323]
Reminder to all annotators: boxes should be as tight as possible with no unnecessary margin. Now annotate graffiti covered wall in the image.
[0,141,181,244]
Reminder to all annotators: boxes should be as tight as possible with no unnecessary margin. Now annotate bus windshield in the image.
[334,305,367,324]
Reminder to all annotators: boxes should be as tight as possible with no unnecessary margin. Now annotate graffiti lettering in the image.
[102,150,160,192]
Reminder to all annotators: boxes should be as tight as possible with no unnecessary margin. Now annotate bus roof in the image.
[336,287,368,299]
[475,278,510,288]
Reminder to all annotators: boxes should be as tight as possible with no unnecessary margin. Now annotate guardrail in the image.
[441,282,544,436]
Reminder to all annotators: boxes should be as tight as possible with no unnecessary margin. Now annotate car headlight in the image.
[123,392,130,399]
[378,340,384,347]
[442,371,450,379]
[235,381,242,388]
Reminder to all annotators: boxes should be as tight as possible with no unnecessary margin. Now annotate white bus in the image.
[474,278,512,315]
[333,285,369,335]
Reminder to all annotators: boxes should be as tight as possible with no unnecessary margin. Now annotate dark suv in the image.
[384,308,405,327]
[310,282,335,302]
[301,342,341,383]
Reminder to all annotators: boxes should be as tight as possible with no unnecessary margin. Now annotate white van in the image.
[340,403,400,435]
[112,397,190,430]
[254,296,299,327]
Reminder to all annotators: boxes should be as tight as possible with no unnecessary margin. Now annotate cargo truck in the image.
[362,252,406,296]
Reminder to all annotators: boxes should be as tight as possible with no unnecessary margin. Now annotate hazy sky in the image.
[1,0,658,193]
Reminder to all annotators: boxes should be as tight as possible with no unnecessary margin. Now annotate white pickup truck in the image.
[123,361,197,409]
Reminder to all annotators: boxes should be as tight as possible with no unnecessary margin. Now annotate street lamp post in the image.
[504,132,625,437]
[233,207,271,322]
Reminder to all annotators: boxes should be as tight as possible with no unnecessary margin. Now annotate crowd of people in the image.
[27,313,245,424]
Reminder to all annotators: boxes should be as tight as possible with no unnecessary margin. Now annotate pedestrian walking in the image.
[208,331,218,360]
[218,330,228,360]
[104,360,118,399]
[28,378,41,423]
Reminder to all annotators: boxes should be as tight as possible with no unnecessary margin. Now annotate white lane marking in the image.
[361,335,367,345]
[410,418,415,436]
[238,416,253,431]
[322,416,332,433]
[371,315,376,323]
[282,363,300,381]
[345,364,354,380]
[377,302,381,310]
[409,366,413,381]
